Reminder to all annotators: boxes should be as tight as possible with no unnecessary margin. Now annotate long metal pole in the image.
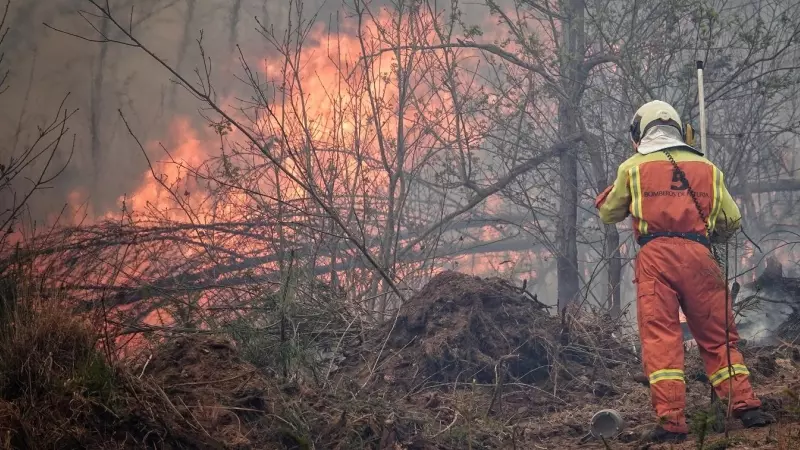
[699,58,733,433]
[697,60,708,159]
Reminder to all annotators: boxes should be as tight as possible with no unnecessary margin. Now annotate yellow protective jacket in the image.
[595,148,741,241]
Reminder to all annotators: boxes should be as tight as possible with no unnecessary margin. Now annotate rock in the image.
[592,380,617,397]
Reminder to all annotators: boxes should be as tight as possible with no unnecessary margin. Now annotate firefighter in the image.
[594,100,774,442]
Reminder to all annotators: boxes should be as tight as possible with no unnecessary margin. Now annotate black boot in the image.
[641,425,688,443]
[739,408,775,428]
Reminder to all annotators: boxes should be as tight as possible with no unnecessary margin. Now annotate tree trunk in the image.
[170,0,197,110]
[90,16,109,189]
[606,226,621,316]
[229,0,243,53]
[587,133,622,317]
[556,0,585,311]
[556,110,579,311]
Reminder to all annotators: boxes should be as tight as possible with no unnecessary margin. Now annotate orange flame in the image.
[31,4,577,334]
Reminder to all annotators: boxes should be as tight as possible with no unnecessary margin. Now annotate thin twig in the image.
[432,409,459,438]
[138,354,152,378]
[165,370,255,389]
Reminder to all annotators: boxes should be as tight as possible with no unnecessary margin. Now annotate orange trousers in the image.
[635,238,761,433]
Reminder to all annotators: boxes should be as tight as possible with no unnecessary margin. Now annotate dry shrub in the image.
[353,271,639,397]
[0,276,124,447]
[0,277,224,449]
[0,293,105,402]
[0,272,449,449]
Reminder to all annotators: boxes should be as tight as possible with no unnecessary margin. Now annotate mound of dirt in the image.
[0,324,453,450]
[143,336,447,450]
[362,271,637,393]
[141,335,276,448]
[382,271,555,385]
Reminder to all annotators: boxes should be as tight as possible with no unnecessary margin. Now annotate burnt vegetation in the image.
[2,0,800,449]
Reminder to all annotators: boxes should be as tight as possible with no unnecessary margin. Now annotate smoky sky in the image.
[1,0,495,223]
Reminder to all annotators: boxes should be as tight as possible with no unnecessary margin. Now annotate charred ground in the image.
[2,270,800,449]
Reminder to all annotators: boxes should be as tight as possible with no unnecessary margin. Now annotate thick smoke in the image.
[5,0,465,221]
[3,0,796,326]
[1,0,266,219]
[736,282,796,345]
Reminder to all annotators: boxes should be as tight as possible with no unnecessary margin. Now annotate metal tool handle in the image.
[697,60,707,159]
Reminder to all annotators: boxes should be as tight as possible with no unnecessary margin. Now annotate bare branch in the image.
[362,40,564,97]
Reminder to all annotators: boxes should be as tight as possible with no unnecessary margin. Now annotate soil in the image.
[531,346,800,449]
[3,270,800,449]
[141,335,276,448]
[350,271,639,394]
[368,271,558,386]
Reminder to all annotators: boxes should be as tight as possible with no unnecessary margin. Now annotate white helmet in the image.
[629,100,684,144]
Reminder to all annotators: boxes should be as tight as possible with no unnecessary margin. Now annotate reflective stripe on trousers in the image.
[709,364,750,387]
[649,369,685,384]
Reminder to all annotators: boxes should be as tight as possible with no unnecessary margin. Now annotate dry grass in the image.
[0,278,116,447]
[1,269,798,449]
[0,280,446,449]
[0,278,223,449]
[0,292,105,402]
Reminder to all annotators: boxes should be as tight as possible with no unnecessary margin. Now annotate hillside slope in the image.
[2,271,799,449]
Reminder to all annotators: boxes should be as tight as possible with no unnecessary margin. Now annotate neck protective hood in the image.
[637,126,703,156]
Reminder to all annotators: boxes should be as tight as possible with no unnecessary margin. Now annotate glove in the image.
[595,185,613,209]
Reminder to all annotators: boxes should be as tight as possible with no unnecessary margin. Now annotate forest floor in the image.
[2,270,800,449]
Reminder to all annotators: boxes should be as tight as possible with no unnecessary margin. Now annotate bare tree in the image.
[170,0,197,110]
[11,0,800,340]
[0,0,74,255]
